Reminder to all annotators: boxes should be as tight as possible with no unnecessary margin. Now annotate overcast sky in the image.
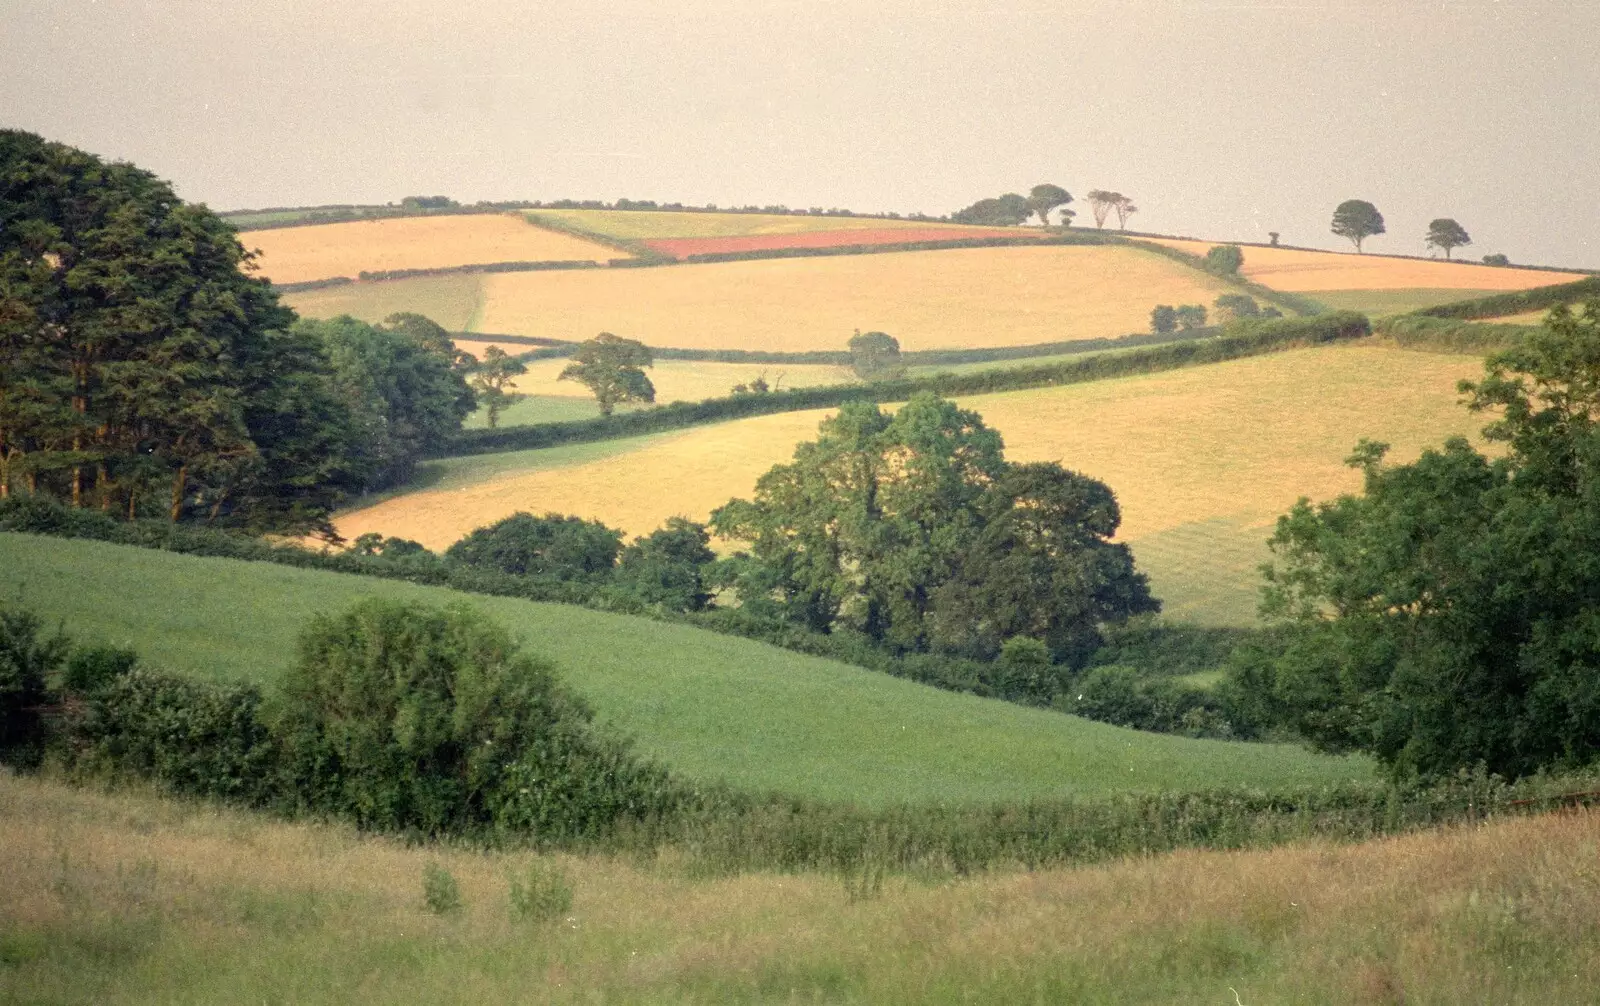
[4,0,1597,267]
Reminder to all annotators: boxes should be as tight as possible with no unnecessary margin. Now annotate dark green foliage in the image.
[0,605,68,763]
[1150,305,1178,335]
[1203,244,1244,275]
[1213,293,1260,322]
[61,644,137,694]
[275,598,677,838]
[1128,239,1325,317]
[1243,302,1600,778]
[1373,315,1536,354]
[1482,253,1511,267]
[950,193,1031,226]
[1174,304,1208,331]
[450,313,1373,457]
[1414,275,1600,321]
[1027,184,1073,227]
[681,231,1112,264]
[468,345,529,429]
[615,517,717,612]
[446,512,623,582]
[847,330,904,380]
[1425,218,1471,259]
[1330,199,1385,252]
[1088,618,1256,679]
[558,333,655,416]
[1061,666,1231,738]
[354,259,600,283]
[401,196,459,210]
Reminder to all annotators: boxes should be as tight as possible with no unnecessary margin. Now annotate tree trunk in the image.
[97,463,111,511]
[128,491,137,521]
[169,464,187,523]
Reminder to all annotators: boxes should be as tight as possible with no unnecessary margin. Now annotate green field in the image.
[464,393,603,428]
[282,273,485,331]
[0,534,1372,805]
[1306,288,1502,316]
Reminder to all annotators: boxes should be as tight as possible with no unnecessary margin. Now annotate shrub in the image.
[614,518,717,611]
[1204,244,1244,275]
[61,645,138,694]
[422,862,462,914]
[1482,253,1510,267]
[0,605,69,765]
[274,598,678,838]
[508,861,573,921]
[1150,305,1177,335]
[445,512,623,582]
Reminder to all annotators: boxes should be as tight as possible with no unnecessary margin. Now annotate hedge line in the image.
[355,259,601,282]
[522,212,671,264]
[1125,239,1326,317]
[444,312,1373,457]
[1373,315,1539,354]
[1413,275,1600,320]
[272,276,355,293]
[678,231,1114,264]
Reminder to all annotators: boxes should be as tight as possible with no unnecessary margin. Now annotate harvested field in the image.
[474,245,1237,352]
[246,214,617,284]
[1149,238,1576,292]
[529,208,965,241]
[505,356,853,404]
[641,226,1022,259]
[340,344,1484,622]
[282,272,484,331]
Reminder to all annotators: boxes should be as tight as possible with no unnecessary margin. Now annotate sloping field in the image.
[7,774,1595,1003]
[247,214,617,284]
[641,226,1022,259]
[530,208,965,240]
[505,355,852,403]
[1150,238,1575,293]
[473,245,1237,352]
[339,344,1485,623]
[282,272,484,331]
[0,534,1368,804]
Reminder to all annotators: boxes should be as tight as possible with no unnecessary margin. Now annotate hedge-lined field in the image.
[527,207,960,240]
[0,534,1370,804]
[1306,287,1507,316]
[246,214,619,284]
[337,344,1484,624]
[469,245,1236,352]
[1149,238,1577,293]
[281,272,485,331]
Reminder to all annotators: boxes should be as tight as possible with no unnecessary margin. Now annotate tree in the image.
[950,193,1031,226]
[1330,199,1385,253]
[1113,197,1138,230]
[1085,190,1120,229]
[847,330,904,380]
[468,345,528,429]
[1483,253,1510,267]
[1026,184,1072,227]
[1204,244,1244,275]
[445,511,624,581]
[1213,294,1261,323]
[615,517,718,611]
[1174,304,1208,331]
[1425,218,1472,259]
[558,333,654,416]
[1150,305,1178,335]
[1240,300,1600,778]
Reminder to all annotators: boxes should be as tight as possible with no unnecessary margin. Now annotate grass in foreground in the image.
[0,534,1369,804]
[4,771,1596,1004]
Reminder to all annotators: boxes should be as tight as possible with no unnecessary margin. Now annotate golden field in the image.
[5,771,1597,1004]
[471,245,1237,352]
[338,344,1485,621]
[246,214,618,284]
[1149,238,1576,293]
[528,207,962,240]
[504,354,852,403]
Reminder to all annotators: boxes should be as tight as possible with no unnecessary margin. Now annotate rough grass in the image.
[1150,238,1576,293]
[281,272,485,332]
[1307,287,1506,317]
[340,344,1486,625]
[527,208,960,240]
[472,245,1238,352]
[0,535,1369,804]
[5,771,1597,1004]
[245,214,617,284]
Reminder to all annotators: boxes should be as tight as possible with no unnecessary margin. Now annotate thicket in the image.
[446,312,1373,457]
[1413,274,1600,321]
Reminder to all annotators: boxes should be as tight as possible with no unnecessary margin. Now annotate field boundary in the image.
[1411,274,1600,320]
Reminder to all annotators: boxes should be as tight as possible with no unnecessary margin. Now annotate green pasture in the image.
[0,534,1371,805]
[1307,288,1501,317]
[281,273,486,332]
[464,394,602,428]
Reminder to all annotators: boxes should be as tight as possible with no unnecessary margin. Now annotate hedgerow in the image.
[1412,275,1600,320]
[1372,314,1538,354]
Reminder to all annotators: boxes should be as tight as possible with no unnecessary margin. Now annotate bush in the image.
[445,512,623,582]
[422,862,462,914]
[274,598,678,838]
[1204,244,1244,275]
[614,518,717,611]
[0,605,69,765]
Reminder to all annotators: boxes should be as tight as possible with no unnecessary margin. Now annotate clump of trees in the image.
[711,393,1157,663]
[558,333,655,416]
[1149,304,1210,334]
[1085,190,1137,230]
[952,183,1074,226]
[1203,244,1244,276]
[1330,199,1385,253]
[1425,218,1471,259]
[848,330,905,380]
[1231,300,1600,779]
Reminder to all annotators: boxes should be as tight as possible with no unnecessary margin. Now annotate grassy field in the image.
[1150,238,1576,293]
[1306,287,1507,317]
[282,272,485,331]
[0,535,1369,805]
[471,245,1235,352]
[338,344,1486,623]
[528,208,960,240]
[5,771,1596,1004]
[246,214,618,284]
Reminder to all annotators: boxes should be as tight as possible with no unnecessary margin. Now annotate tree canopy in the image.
[558,333,655,416]
[468,345,529,428]
[1330,199,1385,253]
[1238,300,1600,779]
[711,393,1155,660]
[847,330,904,380]
[1425,218,1472,259]
[950,193,1031,227]
[1026,184,1073,227]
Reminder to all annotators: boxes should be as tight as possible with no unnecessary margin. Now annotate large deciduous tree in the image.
[847,330,904,380]
[1026,184,1073,227]
[1330,199,1385,253]
[712,393,1155,660]
[468,345,529,428]
[558,333,654,416]
[1425,218,1472,259]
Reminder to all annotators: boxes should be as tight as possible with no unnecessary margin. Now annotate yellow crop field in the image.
[247,214,618,284]
[342,344,1485,623]
[282,273,485,332]
[529,208,953,240]
[1149,238,1575,293]
[473,245,1237,353]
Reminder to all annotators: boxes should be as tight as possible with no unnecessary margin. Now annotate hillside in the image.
[337,343,1485,624]
[0,534,1369,804]
[246,213,620,284]
[527,207,979,240]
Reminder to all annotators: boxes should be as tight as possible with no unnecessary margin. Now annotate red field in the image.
[641,226,1026,259]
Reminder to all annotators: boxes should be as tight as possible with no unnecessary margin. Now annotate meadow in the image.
[337,343,1486,623]
[0,534,1370,805]
[469,245,1236,352]
[1149,238,1575,293]
[5,771,1596,1004]
[282,272,485,331]
[245,214,619,284]
[528,208,961,240]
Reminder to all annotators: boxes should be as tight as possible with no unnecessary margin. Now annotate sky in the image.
[4,0,1597,267]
